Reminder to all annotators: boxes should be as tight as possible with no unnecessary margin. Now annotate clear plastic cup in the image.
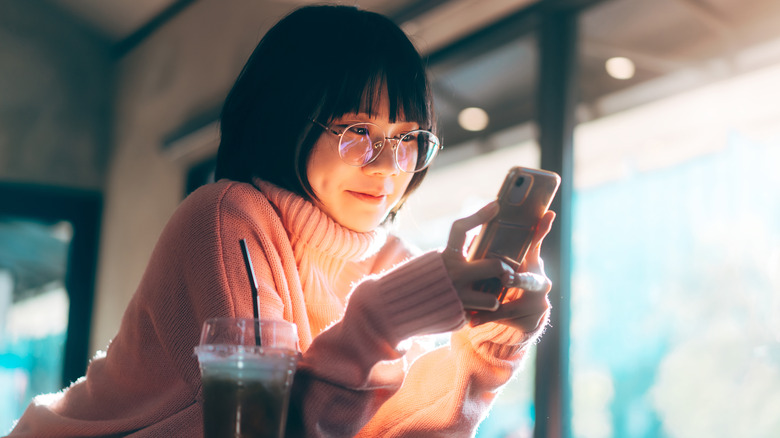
[194,318,299,438]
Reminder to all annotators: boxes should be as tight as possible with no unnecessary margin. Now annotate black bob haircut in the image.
[215,5,436,220]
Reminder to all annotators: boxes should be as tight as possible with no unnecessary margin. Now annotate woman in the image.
[9,5,555,437]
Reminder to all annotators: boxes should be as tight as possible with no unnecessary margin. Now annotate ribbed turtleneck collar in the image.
[253,178,387,262]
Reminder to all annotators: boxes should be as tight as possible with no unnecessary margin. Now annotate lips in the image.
[347,190,388,204]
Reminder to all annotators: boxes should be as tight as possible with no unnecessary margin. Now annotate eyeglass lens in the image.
[339,123,439,172]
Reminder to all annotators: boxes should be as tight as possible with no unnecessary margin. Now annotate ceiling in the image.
[48,0,184,41]
[48,0,541,54]
[45,0,780,150]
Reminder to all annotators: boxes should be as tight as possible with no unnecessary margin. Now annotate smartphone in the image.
[467,166,560,299]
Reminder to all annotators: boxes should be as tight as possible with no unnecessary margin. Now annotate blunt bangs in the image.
[312,11,433,130]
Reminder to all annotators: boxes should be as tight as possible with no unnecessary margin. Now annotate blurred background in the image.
[1,0,779,436]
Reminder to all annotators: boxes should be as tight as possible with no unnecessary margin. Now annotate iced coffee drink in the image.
[195,318,298,438]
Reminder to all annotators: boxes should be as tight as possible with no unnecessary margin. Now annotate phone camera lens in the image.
[515,177,525,187]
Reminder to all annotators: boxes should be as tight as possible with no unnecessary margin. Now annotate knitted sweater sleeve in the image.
[288,256,538,437]
[353,319,536,437]
[347,261,538,438]
[285,251,468,437]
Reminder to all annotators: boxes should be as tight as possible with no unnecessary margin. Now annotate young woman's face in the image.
[307,93,417,232]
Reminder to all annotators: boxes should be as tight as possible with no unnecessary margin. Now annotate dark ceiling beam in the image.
[388,0,454,23]
[419,0,607,149]
[424,0,605,70]
[112,0,197,58]
[424,4,539,75]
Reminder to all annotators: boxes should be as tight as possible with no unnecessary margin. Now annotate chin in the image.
[345,221,381,233]
[340,215,386,233]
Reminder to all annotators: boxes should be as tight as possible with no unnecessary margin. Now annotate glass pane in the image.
[572,1,780,436]
[408,19,540,434]
[429,33,537,156]
[396,129,541,438]
[0,218,72,433]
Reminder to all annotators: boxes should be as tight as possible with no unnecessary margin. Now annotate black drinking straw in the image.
[239,239,262,347]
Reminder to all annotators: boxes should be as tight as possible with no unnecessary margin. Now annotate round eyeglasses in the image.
[311,120,441,173]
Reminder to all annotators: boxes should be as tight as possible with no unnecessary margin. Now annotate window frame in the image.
[1,182,102,386]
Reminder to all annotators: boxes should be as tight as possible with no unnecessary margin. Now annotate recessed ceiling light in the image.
[458,107,489,132]
[606,56,636,80]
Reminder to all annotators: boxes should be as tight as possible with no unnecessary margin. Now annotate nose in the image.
[363,138,400,176]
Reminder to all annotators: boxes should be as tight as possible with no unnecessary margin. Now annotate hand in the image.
[440,201,515,312]
[470,210,556,333]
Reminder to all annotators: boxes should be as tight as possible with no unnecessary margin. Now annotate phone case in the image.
[467,166,560,298]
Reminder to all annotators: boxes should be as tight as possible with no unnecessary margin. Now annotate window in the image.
[397,18,541,433]
[570,0,780,436]
[399,1,780,436]
[0,219,72,432]
[570,60,780,438]
[0,185,100,434]
[397,132,541,438]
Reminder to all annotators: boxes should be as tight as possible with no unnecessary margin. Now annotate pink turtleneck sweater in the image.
[9,179,536,438]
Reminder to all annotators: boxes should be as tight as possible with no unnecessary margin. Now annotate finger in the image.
[529,211,556,256]
[493,293,549,321]
[446,201,499,253]
[507,272,550,293]
[456,258,513,284]
[477,309,550,333]
[460,290,500,311]
[537,210,556,242]
[471,294,550,326]
[520,210,556,273]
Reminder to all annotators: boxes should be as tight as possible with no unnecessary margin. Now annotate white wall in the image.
[0,0,112,189]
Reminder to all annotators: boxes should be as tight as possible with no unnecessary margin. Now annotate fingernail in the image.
[511,273,546,291]
[516,273,533,289]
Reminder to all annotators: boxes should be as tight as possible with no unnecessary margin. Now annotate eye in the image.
[346,124,372,137]
[400,132,418,143]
